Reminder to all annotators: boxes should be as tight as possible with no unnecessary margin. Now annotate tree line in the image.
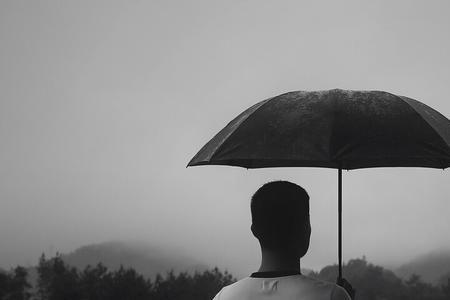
[309,257,450,300]
[1,254,449,299]
[0,253,235,300]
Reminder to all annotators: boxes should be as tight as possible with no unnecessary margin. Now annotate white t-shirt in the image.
[213,272,351,300]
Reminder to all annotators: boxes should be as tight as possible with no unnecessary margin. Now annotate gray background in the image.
[1,0,449,277]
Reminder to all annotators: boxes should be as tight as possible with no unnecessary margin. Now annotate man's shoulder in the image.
[217,276,254,293]
[302,276,350,298]
[212,279,248,300]
[213,275,350,300]
[293,276,351,300]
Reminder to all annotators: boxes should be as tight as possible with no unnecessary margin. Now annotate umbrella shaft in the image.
[338,168,343,279]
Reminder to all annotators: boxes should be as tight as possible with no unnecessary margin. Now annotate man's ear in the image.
[251,224,258,238]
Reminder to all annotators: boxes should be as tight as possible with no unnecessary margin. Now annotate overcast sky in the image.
[1,0,449,277]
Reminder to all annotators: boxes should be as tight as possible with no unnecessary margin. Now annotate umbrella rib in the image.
[396,95,450,168]
[328,91,341,168]
[188,97,274,166]
[210,97,276,164]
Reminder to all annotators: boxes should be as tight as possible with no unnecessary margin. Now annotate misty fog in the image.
[1,0,449,279]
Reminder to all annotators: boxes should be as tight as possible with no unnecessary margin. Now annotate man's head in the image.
[251,181,311,258]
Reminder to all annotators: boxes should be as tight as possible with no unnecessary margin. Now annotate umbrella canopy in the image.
[187,89,450,282]
[188,89,450,169]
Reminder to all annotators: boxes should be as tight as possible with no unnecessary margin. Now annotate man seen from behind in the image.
[212,181,352,300]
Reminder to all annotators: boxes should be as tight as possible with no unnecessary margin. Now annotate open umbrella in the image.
[187,89,450,281]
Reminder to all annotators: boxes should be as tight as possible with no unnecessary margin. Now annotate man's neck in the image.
[258,248,300,273]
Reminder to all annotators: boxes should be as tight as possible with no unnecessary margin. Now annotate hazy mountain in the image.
[61,241,208,279]
[395,249,450,285]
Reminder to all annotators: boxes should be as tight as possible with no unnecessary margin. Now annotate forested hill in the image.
[395,249,450,285]
[61,241,208,279]
[55,242,450,285]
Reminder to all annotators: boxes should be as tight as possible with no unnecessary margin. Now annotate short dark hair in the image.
[251,181,310,247]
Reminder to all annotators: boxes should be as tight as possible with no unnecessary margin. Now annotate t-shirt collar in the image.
[250,270,302,278]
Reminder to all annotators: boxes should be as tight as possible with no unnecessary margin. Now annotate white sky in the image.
[0,0,449,277]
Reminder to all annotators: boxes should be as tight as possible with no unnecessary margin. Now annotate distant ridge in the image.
[61,241,208,279]
[395,249,450,285]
